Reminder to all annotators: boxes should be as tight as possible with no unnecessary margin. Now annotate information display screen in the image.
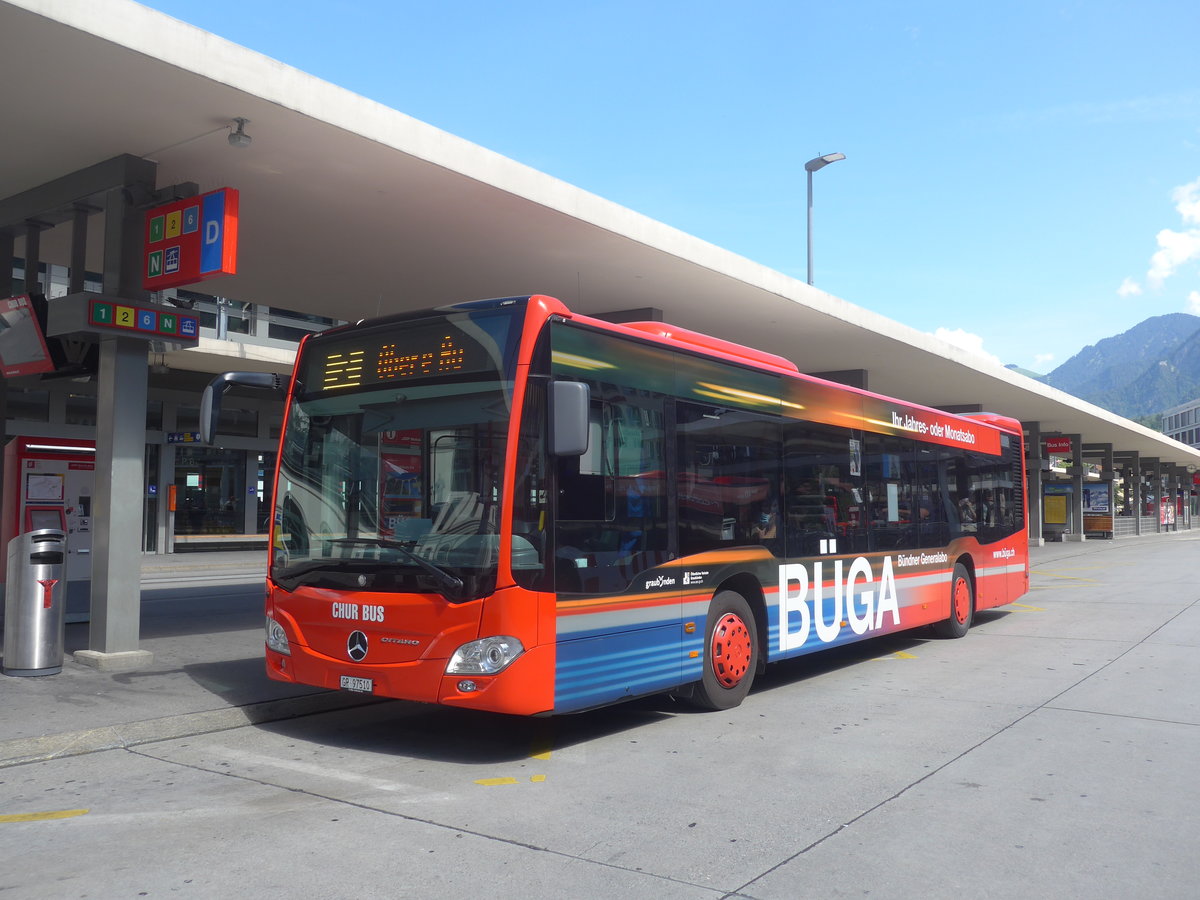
[298,310,518,394]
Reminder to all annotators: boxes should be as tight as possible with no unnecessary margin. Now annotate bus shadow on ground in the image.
[714,631,932,706]
[972,608,1012,627]
[254,696,680,765]
[235,618,1012,764]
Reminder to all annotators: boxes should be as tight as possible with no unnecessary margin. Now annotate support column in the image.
[1084,443,1115,539]
[23,221,44,293]
[75,172,156,670]
[1130,454,1142,535]
[1171,468,1180,532]
[76,337,151,668]
[1066,434,1085,542]
[69,205,90,293]
[1022,422,1044,546]
[160,403,177,555]
[243,452,258,535]
[1148,459,1162,533]
[0,229,12,499]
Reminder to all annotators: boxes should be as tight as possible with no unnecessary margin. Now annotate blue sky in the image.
[143,0,1200,373]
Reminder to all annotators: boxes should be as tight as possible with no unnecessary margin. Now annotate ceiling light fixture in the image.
[228,117,252,148]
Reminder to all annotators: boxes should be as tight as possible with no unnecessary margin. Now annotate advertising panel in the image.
[1082,483,1110,513]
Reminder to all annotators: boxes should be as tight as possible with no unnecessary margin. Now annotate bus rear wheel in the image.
[933,563,973,639]
[693,591,758,710]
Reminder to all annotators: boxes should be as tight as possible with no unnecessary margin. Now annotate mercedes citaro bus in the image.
[202,295,1028,715]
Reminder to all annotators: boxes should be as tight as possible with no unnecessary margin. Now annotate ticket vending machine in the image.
[1,437,94,622]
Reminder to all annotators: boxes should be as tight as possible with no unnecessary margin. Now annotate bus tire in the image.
[933,563,973,639]
[693,590,758,710]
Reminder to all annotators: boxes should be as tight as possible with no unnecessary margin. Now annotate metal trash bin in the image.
[3,529,67,676]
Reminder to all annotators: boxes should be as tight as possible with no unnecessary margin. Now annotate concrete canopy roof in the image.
[3,0,1198,471]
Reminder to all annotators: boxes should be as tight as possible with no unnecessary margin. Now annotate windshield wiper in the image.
[273,559,337,587]
[328,538,464,600]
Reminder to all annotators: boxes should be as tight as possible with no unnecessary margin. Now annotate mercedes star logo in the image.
[347,630,368,662]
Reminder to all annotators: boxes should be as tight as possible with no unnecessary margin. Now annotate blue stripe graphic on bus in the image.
[555,622,685,712]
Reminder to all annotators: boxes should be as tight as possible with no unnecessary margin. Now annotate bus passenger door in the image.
[552,388,682,708]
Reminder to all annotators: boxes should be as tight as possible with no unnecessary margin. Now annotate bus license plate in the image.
[340,675,373,693]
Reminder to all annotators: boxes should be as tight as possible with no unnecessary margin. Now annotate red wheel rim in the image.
[711,612,752,688]
[953,577,971,624]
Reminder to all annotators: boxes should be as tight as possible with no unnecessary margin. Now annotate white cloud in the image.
[1118,277,1143,296]
[932,327,1002,366]
[1188,291,1200,315]
[1034,353,1055,370]
[1175,178,1200,225]
[1147,227,1200,288]
[1145,177,1200,289]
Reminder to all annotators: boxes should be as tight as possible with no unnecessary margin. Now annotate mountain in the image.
[1041,313,1200,419]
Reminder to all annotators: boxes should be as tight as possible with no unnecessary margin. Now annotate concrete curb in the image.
[0,690,385,769]
[139,573,266,587]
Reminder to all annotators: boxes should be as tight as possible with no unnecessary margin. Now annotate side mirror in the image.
[200,371,284,444]
[550,380,590,456]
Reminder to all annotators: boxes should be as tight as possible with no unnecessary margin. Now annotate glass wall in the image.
[174,445,247,536]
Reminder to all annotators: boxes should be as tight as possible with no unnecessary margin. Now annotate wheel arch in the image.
[955,553,977,598]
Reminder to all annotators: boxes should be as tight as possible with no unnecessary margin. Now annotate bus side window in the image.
[678,403,781,556]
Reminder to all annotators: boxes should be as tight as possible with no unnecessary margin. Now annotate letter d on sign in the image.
[200,189,227,274]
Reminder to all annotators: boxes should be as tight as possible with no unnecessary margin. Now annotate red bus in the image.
[202,295,1028,715]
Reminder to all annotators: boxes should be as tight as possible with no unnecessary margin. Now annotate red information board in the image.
[143,187,239,291]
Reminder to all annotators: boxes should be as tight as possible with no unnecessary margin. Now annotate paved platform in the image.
[0,550,378,768]
[0,535,1195,769]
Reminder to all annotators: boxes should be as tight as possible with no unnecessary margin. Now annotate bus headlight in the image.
[265,616,291,655]
[446,636,524,675]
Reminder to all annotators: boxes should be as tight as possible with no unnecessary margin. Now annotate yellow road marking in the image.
[1031,570,1098,583]
[475,775,547,786]
[874,650,917,661]
[1011,602,1046,611]
[477,730,554,785]
[0,809,89,824]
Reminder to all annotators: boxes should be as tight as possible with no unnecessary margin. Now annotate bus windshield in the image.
[270,306,524,600]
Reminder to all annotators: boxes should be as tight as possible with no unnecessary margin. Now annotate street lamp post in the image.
[805,152,845,285]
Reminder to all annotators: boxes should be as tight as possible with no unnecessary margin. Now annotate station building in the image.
[1161,399,1200,450]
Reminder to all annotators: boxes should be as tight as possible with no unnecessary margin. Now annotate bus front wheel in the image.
[693,591,758,710]
[933,563,973,639]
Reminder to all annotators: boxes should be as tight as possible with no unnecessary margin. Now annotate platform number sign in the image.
[86,299,199,343]
[143,188,239,291]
